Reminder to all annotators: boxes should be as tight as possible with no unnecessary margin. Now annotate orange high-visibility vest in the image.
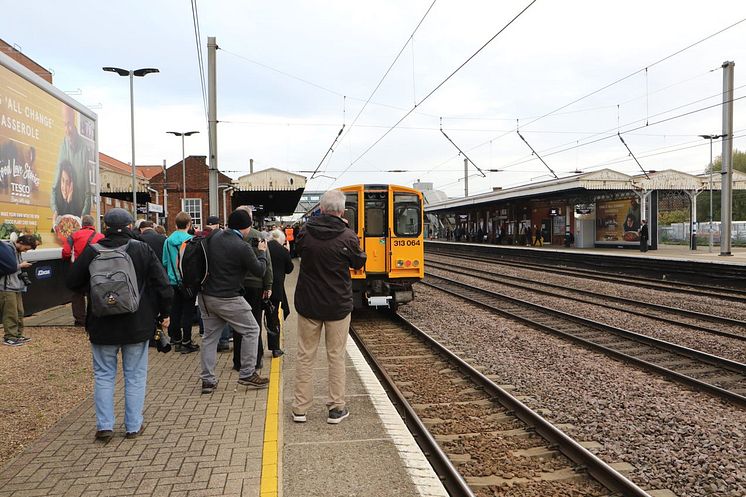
[285,228,294,242]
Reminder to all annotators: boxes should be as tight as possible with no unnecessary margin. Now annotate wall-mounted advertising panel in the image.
[595,197,641,245]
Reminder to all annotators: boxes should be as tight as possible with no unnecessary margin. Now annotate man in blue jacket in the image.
[162,211,198,353]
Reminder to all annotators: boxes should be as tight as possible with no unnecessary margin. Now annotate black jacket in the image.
[139,229,166,261]
[294,215,366,320]
[201,228,268,298]
[66,229,173,345]
[268,239,294,316]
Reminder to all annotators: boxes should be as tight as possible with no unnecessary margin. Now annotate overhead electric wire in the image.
[191,0,209,126]
[328,0,538,187]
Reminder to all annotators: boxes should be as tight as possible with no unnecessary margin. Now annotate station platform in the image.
[0,267,447,497]
[427,239,746,265]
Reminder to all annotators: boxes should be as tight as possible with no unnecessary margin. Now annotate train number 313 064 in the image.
[393,239,421,247]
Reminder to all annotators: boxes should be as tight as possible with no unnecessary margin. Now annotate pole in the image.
[720,61,734,256]
[129,72,137,217]
[708,137,713,253]
[181,135,186,211]
[464,158,468,198]
[163,159,168,228]
[208,36,219,216]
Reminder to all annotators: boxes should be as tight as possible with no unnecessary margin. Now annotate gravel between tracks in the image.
[426,265,746,364]
[0,326,92,468]
[399,284,746,497]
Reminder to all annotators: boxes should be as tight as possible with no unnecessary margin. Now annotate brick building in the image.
[147,156,233,231]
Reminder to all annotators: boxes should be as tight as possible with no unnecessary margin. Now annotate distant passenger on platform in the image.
[1,235,38,346]
[638,220,649,252]
[267,229,294,357]
[62,215,104,326]
[292,189,366,425]
[66,208,172,441]
[138,221,165,261]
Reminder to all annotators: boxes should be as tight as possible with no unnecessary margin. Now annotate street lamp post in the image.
[167,131,199,211]
[103,67,159,216]
[698,134,726,253]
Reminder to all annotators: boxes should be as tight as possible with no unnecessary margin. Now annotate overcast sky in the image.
[4,1,746,197]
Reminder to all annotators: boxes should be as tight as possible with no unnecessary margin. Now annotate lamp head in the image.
[133,68,159,77]
[102,67,130,77]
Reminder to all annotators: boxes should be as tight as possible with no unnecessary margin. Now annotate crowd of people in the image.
[2,189,366,441]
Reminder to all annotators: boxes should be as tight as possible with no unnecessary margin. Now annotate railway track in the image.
[350,310,652,497]
[426,256,746,341]
[426,246,746,301]
[421,272,746,406]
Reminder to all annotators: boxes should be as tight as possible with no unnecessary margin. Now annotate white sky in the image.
[4,1,746,197]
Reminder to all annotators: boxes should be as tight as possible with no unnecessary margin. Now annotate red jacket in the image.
[62,226,104,261]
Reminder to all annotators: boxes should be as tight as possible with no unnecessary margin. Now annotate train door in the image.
[363,190,388,274]
[390,190,423,279]
[343,189,365,279]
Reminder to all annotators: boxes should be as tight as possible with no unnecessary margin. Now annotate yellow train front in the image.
[340,184,424,309]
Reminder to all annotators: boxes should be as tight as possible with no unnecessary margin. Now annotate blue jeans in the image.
[219,324,231,345]
[91,341,149,433]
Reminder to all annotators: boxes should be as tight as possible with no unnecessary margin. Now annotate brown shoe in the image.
[125,423,146,439]
[95,430,113,441]
[237,373,269,389]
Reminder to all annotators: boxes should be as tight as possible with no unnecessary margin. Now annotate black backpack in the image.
[0,242,17,276]
[177,231,215,298]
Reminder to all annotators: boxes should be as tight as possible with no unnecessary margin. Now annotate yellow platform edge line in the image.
[260,307,284,497]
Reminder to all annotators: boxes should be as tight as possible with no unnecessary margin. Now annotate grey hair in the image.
[320,189,346,215]
[81,215,95,227]
[236,205,254,220]
[270,229,286,245]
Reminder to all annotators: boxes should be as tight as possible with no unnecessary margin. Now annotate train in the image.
[304,184,424,309]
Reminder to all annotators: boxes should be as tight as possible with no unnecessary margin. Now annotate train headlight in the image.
[396,260,404,267]
[412,260,419,267]
[404,260,412,267]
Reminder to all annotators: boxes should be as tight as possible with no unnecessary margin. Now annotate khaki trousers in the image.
[292,313,351,414]
[0,291,24,339]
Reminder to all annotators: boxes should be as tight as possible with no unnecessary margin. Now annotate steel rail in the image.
[351,312,653,497]
[426,258,746,341]
[426,246,746,300]
[422,275,746,407]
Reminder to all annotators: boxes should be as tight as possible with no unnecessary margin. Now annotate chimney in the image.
[250,158,254,174]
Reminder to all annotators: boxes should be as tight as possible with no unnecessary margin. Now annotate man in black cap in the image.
[67,208,173,441]
[198,208,270,393]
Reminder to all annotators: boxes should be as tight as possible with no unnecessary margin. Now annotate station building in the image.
[425,169,746,250]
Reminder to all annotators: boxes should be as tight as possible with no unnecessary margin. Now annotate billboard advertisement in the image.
[0,61,96,248]
[595,197,641,244]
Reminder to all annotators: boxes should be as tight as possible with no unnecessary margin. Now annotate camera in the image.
[154,323,172,353]
[250,237,260,247]
[19,272,32,286]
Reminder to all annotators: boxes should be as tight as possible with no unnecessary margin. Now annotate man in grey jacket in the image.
[1,235,37,346]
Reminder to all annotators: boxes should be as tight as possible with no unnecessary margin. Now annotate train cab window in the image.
[394,193,421,237]
[364,193,386,237]
[343,193,358,233]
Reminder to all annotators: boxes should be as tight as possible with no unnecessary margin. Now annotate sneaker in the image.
[292,411,307,423]
[272,349,284,358]
[17,336,32,343]
[3,338,23,346]
[181,342,200,354]
[237,373,269,389]
[201,381,218,394]
[125,423,146,439]
[95,429,113,441]
[217,341,230,352]
[327,407,349,424]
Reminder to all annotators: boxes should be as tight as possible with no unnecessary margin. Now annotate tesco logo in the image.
[35,266,52,280]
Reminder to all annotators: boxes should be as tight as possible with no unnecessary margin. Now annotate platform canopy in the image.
[232,167,307,217]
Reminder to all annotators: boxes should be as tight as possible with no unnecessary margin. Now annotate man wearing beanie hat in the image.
[198,208,270,393]
[67,207,173,441]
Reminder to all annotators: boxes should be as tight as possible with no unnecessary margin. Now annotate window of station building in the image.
[394,193,421,237]
[364,192,386,237]
[343,193,358,233]
[182,198,202,229]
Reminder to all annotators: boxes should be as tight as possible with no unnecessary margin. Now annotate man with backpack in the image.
[66,208,172,441]
[199,208,270,394]
[62,215,103,326]
[162,212,199,353]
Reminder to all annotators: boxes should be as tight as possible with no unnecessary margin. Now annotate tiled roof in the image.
[99,152,148,179]
[136,165,164,179]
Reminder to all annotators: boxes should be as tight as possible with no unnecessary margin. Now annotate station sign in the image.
[147,202,164,214]
[576,208,592,215]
